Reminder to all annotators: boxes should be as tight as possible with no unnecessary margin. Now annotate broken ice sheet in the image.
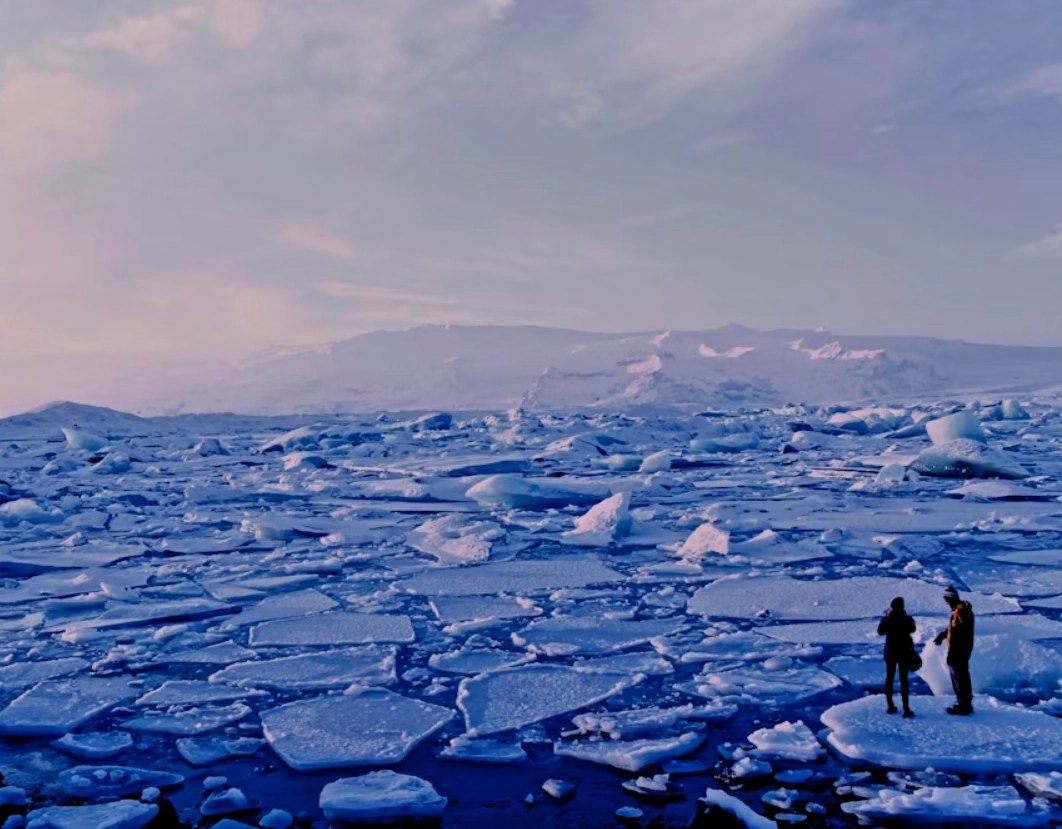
[0,677,137,736]
[209,647,397,690]
[122,701,251,735]
[512,615,684,656]
[53,731,134,759]
[677,665,842,706]
[406,515,503,564]
[161,641,257,665]
[555,731,705,772]
[177,735,265,766]
[428,649,531,676]
[261,687,454,770]
[402,559,624,596]
[686,575,1019,621]
[249,611,414,647]
[0,656,89,688]
[428,595,541,630]
[134,680,267,706]
[219,587,337,628]
[59,765,184,798]
[457,664,641,736]
[438,735,528,763]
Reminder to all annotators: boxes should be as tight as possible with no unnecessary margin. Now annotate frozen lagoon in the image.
[1,401,1062,826]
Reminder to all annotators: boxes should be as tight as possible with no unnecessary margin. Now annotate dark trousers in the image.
[885,659,909,709]
[949,658,973,706]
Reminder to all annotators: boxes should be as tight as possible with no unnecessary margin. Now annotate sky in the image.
[3,0,1062,414]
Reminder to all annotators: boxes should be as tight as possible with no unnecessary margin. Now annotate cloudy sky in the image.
[3,0,1062,413]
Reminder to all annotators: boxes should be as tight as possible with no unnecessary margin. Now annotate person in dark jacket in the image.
[934,585,975,715]
[878,596,916,717]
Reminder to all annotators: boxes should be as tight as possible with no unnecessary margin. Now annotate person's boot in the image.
[946,703,973,715]
[902,707,914,718]
[886,699,897,714]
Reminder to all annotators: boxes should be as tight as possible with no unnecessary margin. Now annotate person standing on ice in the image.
[878,596,915,718]
[933,585,975,715]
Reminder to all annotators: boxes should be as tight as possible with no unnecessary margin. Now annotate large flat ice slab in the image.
[512,615,683,656]
[457,664,640,736]
[842,784,1051,826]
[26,800,158,829]
[261,687,454,770]
[402,559,624,596]
[687,575,1019,620]
[210,647,397,690]
[821,695,1062,773]
[0,677,137,736]
[249,611,414,647]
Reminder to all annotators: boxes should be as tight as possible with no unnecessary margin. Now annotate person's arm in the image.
[906,615,915,634]
[877,612,890,635]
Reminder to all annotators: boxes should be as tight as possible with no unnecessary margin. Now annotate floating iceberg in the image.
[910,438,1028,479]
[319,771,447,824]
[466,475,610,510]
[925,411,985,445]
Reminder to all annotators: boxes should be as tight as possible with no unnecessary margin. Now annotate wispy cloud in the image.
[278,224,359,263]
[1011,223,1062,261]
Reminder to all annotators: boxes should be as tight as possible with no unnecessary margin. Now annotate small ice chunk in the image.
[249,611,414,647]
[0,788,25,807]
[258,809,293,829]
[541,779,575,800]
[52,731,133,760]
[748,721,824,761]
[616,806,643,819]
[875,463,907,484]
[925,411,985,445]
[261,687,454,770]
[1015,771,1062,801]
[555,732,705,772]
[59,766,184,798]
[728,757,773,780]
[678,522,729,557]
[406,515,501,564]
[201,787,250,816]
[638,450,672,473]
[60,427,109,451]
[438,736,527,764]
[458,664,639,736]
[699,789,778,829]
[910,438,1028,480]
[319,771,446,823]
[26,801,158,829]
[1001,399,1030,420]
[562,492,632,547]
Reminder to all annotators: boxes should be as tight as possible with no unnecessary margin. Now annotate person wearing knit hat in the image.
[934,585,975,715]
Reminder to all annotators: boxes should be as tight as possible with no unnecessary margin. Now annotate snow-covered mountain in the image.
[144,324,1062,415]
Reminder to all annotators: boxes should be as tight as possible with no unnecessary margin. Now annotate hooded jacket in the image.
[945,600,975,662]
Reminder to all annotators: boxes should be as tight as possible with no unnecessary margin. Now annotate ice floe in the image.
[261,688,454,770]
[457,664,639,735]
[319,771,447,824]
[0,677,137,736]
[822,694,1062,772]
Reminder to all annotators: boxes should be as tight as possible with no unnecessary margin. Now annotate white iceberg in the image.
[925,411,985,445]
[562,492,632,547]
[466,475,610,510]
[910,438,1028,480]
